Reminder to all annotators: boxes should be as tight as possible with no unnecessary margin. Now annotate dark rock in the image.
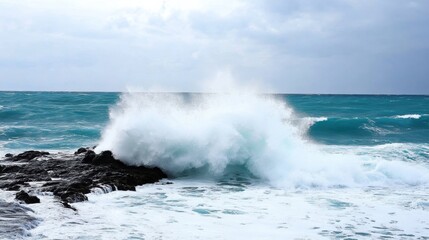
[0,180,28,191]
[41,181,62,187]
[15,191,40,204]
[7,185,21,191]
[61,201,77,211]
[92,150,115,165]
[4,153,13,158]
[0,149,168,208]
[81,150,96,163]
[9,150,49,161]
[59,192,88,203]
[0,165,22,174]
[74,147,88,155]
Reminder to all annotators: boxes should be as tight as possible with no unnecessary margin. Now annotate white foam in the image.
[28,180,429,239]
[297,116,328,131]
[96,92,429,188]
[322,143,429,164]
[394,114,421,119]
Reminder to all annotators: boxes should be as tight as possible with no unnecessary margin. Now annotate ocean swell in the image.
[96,92,429,188]
[308,114,429,145]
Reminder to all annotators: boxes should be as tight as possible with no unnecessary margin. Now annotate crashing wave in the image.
[96,92,429,188]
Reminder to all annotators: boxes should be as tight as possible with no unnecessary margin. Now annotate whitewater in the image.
[1,92,429,239]
[96,93,429,188]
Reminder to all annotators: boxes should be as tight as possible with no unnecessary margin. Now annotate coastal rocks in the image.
[0,180,29,191]
[81,150,96,163]
[74,147,88,155]
[6,150,50,161]
[15,191,40,204]
[92,150,115,165]
[80,150,117,165]
[0,148,167,207]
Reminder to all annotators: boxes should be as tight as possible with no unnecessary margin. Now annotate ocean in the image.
[1,92,429,239]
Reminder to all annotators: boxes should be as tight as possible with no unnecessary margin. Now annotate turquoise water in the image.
[287,95,429,145]
[2,92,429,239]
[0,92,117,150]
[0,92,428,152]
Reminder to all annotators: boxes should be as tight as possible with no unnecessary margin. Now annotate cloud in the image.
[0,0,428,93]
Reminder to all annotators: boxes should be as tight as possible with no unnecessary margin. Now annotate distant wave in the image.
[308,114,428,144]
[322,143,429,164]
[96,92,429,188]
[0,108,25,120]
[394,114,421,119]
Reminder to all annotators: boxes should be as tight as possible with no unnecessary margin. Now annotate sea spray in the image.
[96,92,429,188]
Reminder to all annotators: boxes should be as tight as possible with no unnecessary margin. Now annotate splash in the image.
[96,92,429,188]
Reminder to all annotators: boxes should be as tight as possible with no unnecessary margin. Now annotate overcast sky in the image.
[0,0,428,93]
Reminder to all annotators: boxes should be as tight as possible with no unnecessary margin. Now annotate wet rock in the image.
[61,201,77,211]
[0,148,168,207]
[7,185,21,191]
[92,150,115,165]
[9,150,49,161]
[74,147,88,155]
[0,180,28,191]
[59,192,88,203]
[4,153,13,158]
[0,165,22,174]
[15,191,40,204]
[81,150,96,163]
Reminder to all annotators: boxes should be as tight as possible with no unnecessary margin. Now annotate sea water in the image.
[1,92,429,239]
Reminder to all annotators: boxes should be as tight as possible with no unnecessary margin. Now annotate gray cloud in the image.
[0,0,428,93]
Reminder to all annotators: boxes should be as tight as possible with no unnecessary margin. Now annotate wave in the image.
[308,114,429,144]
[298,116,328,130]
[0,108,26,121]
[96,92,429,188]
[308,117,390,143]
[322,143,429,164]
[394,114,421,119]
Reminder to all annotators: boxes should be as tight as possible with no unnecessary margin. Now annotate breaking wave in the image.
[394,114,421,119]
[96,92,429,188]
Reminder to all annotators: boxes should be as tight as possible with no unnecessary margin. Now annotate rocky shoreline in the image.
[0,148,168,209]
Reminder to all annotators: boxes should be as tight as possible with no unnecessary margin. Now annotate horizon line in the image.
[0,90,428,96]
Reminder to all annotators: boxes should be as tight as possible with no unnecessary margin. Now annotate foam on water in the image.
[394,114,421,119]
[0,190,40,239]
[28,180,429,240]
[96,92,429,188]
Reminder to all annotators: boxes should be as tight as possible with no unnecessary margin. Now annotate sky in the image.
[0,0,428,94]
